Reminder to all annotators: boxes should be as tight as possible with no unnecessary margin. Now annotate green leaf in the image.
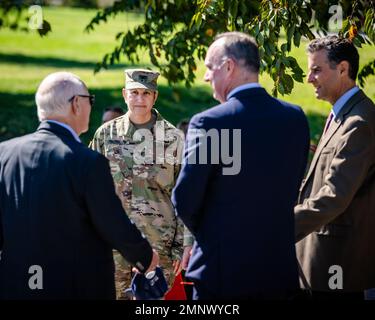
[283,74,294,93]
[115,32,123,40]
[228,0,238,20]
[257,32,264,46]
[277,82,285,95]
[286,25,295,45]
[341,18,349,33]
[5,0,363,95]
[292,70,304,83]
[286,56,298,66]
[191,12,202,29]
[37,20,51,37]
[254,23,260,36]
[352,36,362,48]
[358,59,375,87]
[94,62,102,74]
[293,31,301,47]
[281,43,288,53]
[358,34,366,44]
[281,56,290,67]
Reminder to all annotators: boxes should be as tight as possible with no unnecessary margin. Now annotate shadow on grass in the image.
[0,84,216,145]
[0,52,130,70]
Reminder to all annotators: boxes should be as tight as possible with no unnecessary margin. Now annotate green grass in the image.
[0,6,374,145]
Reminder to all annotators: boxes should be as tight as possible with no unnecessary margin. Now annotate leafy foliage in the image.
[1,0,374,96]
[0,0,52,35]
[84,0,374,95]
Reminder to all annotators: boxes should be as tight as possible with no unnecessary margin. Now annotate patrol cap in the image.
[125,69,160,91]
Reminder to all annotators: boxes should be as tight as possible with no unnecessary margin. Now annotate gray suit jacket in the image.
[295,90,375,292]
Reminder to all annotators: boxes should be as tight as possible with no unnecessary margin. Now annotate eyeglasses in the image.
[218,59,228,69]
[69,94,95,107]
[212,58,229,71]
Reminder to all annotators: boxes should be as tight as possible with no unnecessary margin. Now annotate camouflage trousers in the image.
[113,250,175,300]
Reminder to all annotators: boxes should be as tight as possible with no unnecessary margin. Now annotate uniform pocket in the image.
[103,143,134,190]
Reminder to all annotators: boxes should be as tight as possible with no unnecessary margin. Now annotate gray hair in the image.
[215,32,260,73]
[215,31,260,73]
[35,71,87,121]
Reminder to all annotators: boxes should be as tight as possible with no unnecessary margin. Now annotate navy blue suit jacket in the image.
[172,87,310,299]
[0,122,152,299]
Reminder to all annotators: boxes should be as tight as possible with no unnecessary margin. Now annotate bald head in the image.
[36,71,88,121]
[213,32,260,73]
[204,32,260,103]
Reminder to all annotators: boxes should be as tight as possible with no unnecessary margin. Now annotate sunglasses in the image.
[69,94,95,107]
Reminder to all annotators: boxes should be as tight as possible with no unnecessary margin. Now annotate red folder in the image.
[165,273,187,300]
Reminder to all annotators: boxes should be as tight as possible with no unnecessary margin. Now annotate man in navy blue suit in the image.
[0,72,159,299]
[172,32,310,299]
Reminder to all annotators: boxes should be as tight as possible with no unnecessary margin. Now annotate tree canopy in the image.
[1,0,374,96]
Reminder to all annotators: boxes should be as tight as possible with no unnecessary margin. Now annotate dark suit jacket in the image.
[295,90,375,292]
[172,87,310,299]
[0,121,152,299]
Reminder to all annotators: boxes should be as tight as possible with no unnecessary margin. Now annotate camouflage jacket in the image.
[90,109,185,260]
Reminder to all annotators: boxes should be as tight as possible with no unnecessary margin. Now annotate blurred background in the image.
[0,2,374,145]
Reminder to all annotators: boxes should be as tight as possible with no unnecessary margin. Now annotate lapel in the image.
[303,90,367,185]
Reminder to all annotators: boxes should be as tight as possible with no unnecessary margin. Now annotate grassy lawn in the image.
[0,6,374,145]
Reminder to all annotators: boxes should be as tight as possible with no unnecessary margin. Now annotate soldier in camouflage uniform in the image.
[90,69,185,299]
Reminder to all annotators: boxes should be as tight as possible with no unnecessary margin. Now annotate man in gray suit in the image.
[295,36,375,299]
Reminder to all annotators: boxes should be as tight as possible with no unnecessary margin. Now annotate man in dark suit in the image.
[295,36,375,299]
[172,32,310,299]
[0,72,159,299]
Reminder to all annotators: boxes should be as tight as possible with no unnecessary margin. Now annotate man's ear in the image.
[339,60,350,77]
[227,58,235,75]
[71,96,80,115]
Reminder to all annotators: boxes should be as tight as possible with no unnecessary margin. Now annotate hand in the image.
[145,249,159,273]
[133,249,159,274]
[173,259,182,276]
[181,245,192,270]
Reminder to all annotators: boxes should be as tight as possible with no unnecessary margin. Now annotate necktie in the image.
[323,111,334,134]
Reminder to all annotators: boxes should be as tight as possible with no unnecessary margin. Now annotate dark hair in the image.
[307,36,359,80]
[103,106,125,115]
[215,32,260,73]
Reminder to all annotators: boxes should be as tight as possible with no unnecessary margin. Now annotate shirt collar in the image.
[46,120,81,143]
[332,86,360,118]
[118,108,163,138]
[227,82,262,100]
